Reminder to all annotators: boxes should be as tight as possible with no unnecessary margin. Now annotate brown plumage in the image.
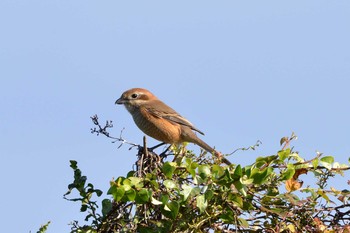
[115,88,231,165]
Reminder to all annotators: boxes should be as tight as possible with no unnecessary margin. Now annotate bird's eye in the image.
[131,93,139,99]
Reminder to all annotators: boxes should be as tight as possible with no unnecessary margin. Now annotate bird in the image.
[115,88,231,165]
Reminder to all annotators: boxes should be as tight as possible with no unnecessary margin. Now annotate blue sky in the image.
[1,1,349,232]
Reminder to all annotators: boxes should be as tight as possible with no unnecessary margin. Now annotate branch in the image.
[90,114,139,149]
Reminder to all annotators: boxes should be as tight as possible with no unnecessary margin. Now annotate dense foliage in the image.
[38,116,350,233]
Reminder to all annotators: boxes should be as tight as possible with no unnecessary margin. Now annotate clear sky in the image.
[1,1,349,232]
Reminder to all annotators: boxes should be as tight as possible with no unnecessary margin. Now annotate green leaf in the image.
[69,160,77,170]
[139,226,157,233]
[220,209,234,223]
[244,165,252,177]
[196,195,207,214]
[251,167,272,185]
[233,180,245,194]
[165,201,180,219]
[181,184,193,201]
[256,155,278,167]
[319,156,334,170]
[37,221,51,233]
[254,157,266,168]
[80,204,87,212]
[114,176,125,186]
[312,159,319,169]
[150,179,159,189]
[280,136,288,146]
[128,177,143,188]
[278,148,291,161]
[289,152,304,163]
[228,194,243,208]
[162,162,177,179]
[102,199,112,216]
[123,178,131,187]
[280,165,295,181]
[191,187,201,196]
[224,169,233,182]
[205,189,214,200]
[250,167,260,178]
[126,171,135,178]
[135,188,150,204]
[198,165,211,179]
[267,187,279,196]
[187,163,197,183]
[184,157,192,167]
[241,177,254,185]
[125,188,136,201]
[238,218,249,228]
[317,190,330,202]
[94,189,103,197]
[212,164,224,178]
[233,164,243,179]
[108,186,125,201]
[160,194,169,204]
[190,161,199,170]
[320,156,334,164]
[163,180,177,189]
[242,201,254,210]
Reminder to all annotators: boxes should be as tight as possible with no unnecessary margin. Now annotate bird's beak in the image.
[115,98,124,105]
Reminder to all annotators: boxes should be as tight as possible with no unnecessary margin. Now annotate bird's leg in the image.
[159,144,172,158]
[148,142,166,151]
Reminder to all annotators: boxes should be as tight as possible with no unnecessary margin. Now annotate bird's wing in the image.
[145,100,205,135]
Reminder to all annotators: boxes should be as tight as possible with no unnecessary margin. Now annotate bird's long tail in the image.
[193,137,231,165]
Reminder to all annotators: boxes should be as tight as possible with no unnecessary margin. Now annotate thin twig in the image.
[90,114,138,148]
[229,140,262,155]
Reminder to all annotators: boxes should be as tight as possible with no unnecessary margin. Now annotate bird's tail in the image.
[192,137,231,165]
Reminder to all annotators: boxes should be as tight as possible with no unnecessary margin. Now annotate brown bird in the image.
[115,88,231,165]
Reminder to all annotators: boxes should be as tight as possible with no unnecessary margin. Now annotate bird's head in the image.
[115,88,157,112]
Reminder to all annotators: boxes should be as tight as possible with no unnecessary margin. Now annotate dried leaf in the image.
[293,168,308,179]
[285,178,303,192]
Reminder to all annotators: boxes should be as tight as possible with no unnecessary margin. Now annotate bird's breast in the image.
[131,107,182,144]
